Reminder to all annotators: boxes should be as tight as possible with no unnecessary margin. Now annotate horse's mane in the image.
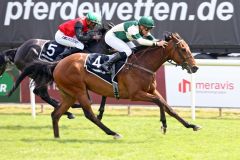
[84,22,114,54]
[129,32,182,60]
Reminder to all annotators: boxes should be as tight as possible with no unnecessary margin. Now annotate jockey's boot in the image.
[101,52,127,74]
[57,48,81,60]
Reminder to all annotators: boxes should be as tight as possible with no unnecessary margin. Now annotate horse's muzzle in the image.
[191,66,198,73]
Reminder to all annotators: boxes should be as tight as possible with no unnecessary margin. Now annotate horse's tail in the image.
[8,61,58,97]
[0,48,17,76]
[1,48,17,62]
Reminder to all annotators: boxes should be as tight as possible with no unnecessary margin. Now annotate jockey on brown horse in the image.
[8,32,200,139]
[101,16,168,74]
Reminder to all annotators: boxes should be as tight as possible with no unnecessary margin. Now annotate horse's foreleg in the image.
[97,96,107,120]
[154,91,201,131]
[79,95,121,139]
[132,91,167,133]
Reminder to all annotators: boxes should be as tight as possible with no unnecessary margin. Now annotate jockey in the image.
[55,11,102,58]
[101,16,168,73]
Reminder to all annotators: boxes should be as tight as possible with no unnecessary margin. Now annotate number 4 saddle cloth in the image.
[84,53,127,85]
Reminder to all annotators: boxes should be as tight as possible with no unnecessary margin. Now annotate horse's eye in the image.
[182,48,186,52]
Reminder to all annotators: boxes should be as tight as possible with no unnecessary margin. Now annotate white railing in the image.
[196,59,240,66]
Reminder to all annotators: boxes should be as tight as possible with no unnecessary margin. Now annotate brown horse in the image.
[9,32,200,138]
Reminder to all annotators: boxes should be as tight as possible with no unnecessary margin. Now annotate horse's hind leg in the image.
[51,92,75,138]
[78,94,121,139]
[33,86,75,119]
[97,96,107,120]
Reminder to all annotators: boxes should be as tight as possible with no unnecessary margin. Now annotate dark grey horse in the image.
[0,25,111,119]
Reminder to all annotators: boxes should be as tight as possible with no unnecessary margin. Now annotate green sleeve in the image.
[145,34,155,40]
[132,33,142,39]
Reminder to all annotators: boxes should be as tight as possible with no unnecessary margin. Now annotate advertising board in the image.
[165,65,240,108]
[0,67,20,102]
[0,0,239,51]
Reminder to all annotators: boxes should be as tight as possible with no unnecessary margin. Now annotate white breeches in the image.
[55,30,84,50]
[105,31,136,56]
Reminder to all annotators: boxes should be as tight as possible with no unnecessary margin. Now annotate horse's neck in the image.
[85,28,110,54]
[85,39,109,54]
[131,46,167,72]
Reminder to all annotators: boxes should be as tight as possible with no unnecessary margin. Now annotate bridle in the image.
[125,46,158,75]
[124,35,194,74]
[167,39,193,71]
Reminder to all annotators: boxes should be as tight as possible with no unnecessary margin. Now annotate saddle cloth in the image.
[84,53,127,85]
[39,40,66,62]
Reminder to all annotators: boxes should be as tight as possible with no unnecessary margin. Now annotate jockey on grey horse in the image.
[0,19,111,119]
[55,11,102,59]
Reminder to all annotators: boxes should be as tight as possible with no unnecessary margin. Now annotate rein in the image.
[122,35,192,74]
[124,47,158,74]
[125,62,155,75]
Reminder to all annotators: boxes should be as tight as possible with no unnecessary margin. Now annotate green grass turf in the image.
[0,105,239,160]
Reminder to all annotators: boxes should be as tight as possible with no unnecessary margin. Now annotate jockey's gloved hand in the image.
[156,40,168,48]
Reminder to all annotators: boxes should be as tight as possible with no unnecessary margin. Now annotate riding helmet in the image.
[138,16,155,28]
[86,12,102,25]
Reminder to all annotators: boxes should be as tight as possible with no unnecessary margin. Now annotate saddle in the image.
[85,53,128,98]
[39,40,67,62]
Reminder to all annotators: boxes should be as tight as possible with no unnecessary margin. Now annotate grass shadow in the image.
[21,138,145,144]
[0,124,93,131]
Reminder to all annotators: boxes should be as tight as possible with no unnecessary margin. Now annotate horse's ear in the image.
[174,32,181,39]
[99,24,107,31]
[164,32,172,41]
[96,23,109,34]
[107,22,115,29]
[171,32,180,39]
[100,22,114,32]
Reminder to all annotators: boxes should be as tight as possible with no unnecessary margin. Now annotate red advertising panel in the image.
[21,67,166,105]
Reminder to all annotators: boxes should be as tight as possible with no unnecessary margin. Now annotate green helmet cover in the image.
[138,16,155,28]
[86,12,102,24]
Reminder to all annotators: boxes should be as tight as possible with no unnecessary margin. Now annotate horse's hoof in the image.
[113,133,122,139]
[67,113,75,119]
[193,125,202,131]
[161,126,167,134]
